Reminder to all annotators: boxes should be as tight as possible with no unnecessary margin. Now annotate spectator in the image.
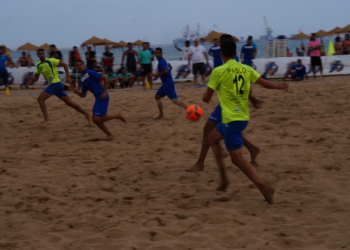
[296,48,304,56]
[27,54,34,66]
[92,60,104,75]
[138,42,153,89]
[187,38,209,85]
[342,34,350,55]
[334,37,342,55]
[240,36,256,66]
[147,42,155,62]
[49,44,63,60]
[283,59,308,81]
[174,40,191,61]
[106,69,119,89]
[307,33,323,78]
[208,38,222,68]
[0,46,15,89]
[17,52,30,67]
[121,42,139,74]
[2,45,13,67]
[118,67,135,88]
[85,46,96,69]
[250,36,258,57]
[102,45,114,72]
[69,46,82,70]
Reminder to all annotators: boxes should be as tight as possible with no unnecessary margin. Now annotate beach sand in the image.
[0,76,350,250]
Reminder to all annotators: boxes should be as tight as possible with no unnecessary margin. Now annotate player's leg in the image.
[129,78,134,88]
[155,85,167,119]
[311,59,316,79]
[60,95,92,126]
[192,64,198,85]
[242,136,260,167]
[1,72,9,89]
[228,148,274,204]
[200,63,206,85]
[149,64,153,89]
[208,128,228,191]
[319,60,323,77]
[37,91,53,127]
[141,65,146,89]
[168,87,187,109]
[92,115,113,138]
[186,120,217,172]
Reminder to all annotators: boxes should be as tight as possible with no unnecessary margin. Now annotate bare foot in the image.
[250,146,260,167]
[185,163,204,173]
[117,113,127,124]
[156,115,164,119]
[262,186,275,204]
[37,120,51,127]
[87,114,93,127]
[216,180,229,191]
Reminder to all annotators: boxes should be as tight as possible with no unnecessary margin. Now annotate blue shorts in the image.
[93,93,109,117]
[208,104,222,124]
[156,85,178,99]
[44,82,68,98]
[216,121,248,151]
[243,59,253,67]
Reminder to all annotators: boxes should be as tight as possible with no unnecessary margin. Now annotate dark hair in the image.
[345,34,350,38]
[213,38,218,40]
[50,44,56,48]
[37,48,45,53]
[248,36,253,40]
[73,46,77,49]
[297,59,302,62]
[335,36,341,42]
[155,47,162,53]
[127,42,132,45]
[220,40,236,58]
[185,40,190,44]
[0,46,4,50]
[220,34,234,45]
[142,42,147,45]
[75,59,85,65]
[120,67,126,71]
[311,33,316,36]
[22,52,26,55]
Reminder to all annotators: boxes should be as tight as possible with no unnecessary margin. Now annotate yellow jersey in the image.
[207,59,260,123]
[35,58,61,84]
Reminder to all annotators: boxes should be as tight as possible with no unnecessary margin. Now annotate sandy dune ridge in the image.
[0,76,350,250]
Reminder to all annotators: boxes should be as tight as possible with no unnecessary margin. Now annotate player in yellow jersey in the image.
[203,40,289,204]
[29,49,92,127]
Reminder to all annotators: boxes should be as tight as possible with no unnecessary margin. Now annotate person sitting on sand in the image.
[118,67,135,88]
[28,49,92,127]
[106,69,119,89]
[150,47,187,119]
[283,59,308,81]
[203,39,289,204]
[74,60,127,139]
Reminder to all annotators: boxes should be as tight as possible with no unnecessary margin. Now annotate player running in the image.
[29,49,92,127]
[73,60,127,139]
[203,39,288,203]
[151,47,187,119]
[187,34,261,173]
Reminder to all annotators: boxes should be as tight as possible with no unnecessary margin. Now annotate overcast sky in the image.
[2,0,350,49]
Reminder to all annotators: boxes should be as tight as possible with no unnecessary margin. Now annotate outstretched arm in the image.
[28,73,40,82]
[256,77,289,90]
[58,61,72,86]
[73,89,87,98]
[151,69,167,77]
[202,87,215,103]
[174,45,182,51]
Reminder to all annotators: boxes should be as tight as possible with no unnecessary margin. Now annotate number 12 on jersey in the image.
[233,75,245,95]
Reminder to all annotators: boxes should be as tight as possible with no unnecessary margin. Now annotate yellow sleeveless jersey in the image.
[207,59,261,123]
[35,58,61,84]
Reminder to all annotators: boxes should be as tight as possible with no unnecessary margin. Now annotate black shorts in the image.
[104,66,113,72]
[311,57,322,67]
[127,64,136,73]
[343,51,349,55]
[0,71,8,85]
[192,63,205,75]
[141,64,152,76]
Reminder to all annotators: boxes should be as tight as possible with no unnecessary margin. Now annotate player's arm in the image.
[73,89,87,98]
[256,77,289,90]
[187,53,192,67]
[202,87,215,103]
[100,75,109,99]
[203,51,209,64]
[174,45,182,51]
[121,51,126,65]
[28,73,40,82]
[208,49,213,57]
[152,68,168,77]
[58,61,72,86]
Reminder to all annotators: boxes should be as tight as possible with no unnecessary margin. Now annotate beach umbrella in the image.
[39,43,51,50]
[133,40,143,46]
[291,32,310,40]
[325,27,342,36]
[200,31,239,42]
[80,36,104,47]
[112,40,128,49]
[98,38,118,46]
[17,42,39,51]
[315,29,328,37]
[337,24,350,33]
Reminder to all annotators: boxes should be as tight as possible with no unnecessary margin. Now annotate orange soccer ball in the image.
[186,105,203,121]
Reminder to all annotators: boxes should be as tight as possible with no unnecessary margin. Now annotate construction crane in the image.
[263,16,274,40]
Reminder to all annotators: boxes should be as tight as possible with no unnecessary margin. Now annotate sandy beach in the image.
[0,76,350,250]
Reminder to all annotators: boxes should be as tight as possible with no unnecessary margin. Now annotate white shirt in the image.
[189,45,206,64]
[182,46,191,61]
